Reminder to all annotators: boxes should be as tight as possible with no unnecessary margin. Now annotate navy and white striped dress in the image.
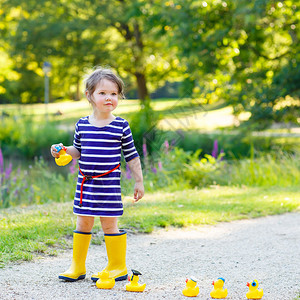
[72,116,139,217]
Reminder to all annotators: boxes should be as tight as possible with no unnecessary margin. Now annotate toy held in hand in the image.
[55,145,72,166]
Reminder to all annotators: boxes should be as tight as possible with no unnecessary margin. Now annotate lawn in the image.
[2,98,300,135]
[0,99,246,130]
[0,185,299,267]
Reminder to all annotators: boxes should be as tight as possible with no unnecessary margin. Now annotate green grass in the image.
[1,186,299,267]
[0,99,241,130]
[0,202,105,267]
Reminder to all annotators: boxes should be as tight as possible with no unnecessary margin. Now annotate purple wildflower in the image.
[164,140,169,152]
[0,148,3,174]
[219,149,224,161]
[158,161,163,170]
[125,164,132,180]
[5,163,12,180]
[171,139,176,146]
[29,186,34,203]
[212,140,218,158]
[69,159,77,174]
[151,167,157,174]
[143,142,147,158]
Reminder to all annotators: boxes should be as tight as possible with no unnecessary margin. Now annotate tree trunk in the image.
[76,79,80,101]
[135,72,149,101]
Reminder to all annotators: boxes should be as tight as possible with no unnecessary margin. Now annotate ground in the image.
[1,213,299,300]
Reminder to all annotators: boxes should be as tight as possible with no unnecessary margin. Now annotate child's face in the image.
[88,78,119,113]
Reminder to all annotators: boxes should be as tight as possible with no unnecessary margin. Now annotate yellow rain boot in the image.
[59,231,92,281]
[91,230,127,282]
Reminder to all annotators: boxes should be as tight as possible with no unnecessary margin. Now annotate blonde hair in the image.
[85,67,125,99]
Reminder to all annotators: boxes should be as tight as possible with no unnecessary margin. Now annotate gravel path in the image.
[1,212,299,300]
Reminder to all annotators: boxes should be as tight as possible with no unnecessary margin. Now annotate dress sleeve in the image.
[121,120,139,162]
[73,121,81,152]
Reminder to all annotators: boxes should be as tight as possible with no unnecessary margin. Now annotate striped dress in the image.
[72,116,139,217]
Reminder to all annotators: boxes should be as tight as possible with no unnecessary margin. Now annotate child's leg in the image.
[76,215,95,232]
[91,217,127,282]
[100,216,119,234]
[59,216,94,281]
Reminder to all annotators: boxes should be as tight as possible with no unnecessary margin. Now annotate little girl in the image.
[50,67,144,282]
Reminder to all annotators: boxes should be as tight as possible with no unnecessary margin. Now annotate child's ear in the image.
[86,91,91,101]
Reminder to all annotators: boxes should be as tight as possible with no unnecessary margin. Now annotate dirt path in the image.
[1,212,299,300]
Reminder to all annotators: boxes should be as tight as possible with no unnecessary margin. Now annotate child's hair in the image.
[85,67,125,99]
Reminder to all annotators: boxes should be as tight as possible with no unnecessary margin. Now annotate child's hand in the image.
[50,143,64,158]
[133,181,144,202]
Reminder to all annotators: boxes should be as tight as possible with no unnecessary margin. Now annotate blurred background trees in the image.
[0,0,299,127]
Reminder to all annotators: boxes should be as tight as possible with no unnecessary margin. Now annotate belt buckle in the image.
[85,175,93,180]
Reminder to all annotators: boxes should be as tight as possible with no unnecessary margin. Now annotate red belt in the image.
[78,164,120,207]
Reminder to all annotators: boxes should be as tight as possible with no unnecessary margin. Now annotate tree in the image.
[159,0,300,127]
[0,0,181,103]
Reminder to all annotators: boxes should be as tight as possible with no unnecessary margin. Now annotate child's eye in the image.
[99,92,105,95]
[112,93,117,96]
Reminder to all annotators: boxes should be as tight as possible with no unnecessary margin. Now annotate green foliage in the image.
[121,144,300,193]
[129,100,160,156]
[2,143,299,210]
[183,151,225,187]
[159,0,300,125]
[1,0,299,127]
[0,115,72,159]
[226,151,300,187]
[0,0,181,103]
[0,157,77,208]
[165,129,299,158]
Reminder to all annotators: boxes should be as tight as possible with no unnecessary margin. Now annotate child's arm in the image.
[127,157,144,202]
[51,143,80,159]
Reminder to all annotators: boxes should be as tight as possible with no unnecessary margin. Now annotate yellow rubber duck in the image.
[246,280,263,299]
[126,270,146,292]
[182,276,199,297]
[96,270,115,289]
[210,277,228,299]
[55,145,72,166]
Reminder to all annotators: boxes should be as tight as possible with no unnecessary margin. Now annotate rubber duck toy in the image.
[210,277,228,299]
[96,270,115,289]
[246,280,263,299]
[126,269,146,292]
[54,145,72,166]
[182,276,199,297]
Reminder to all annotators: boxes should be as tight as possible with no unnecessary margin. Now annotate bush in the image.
[161,130,299,158]
[122,142,300,193]
[0,156,77,208]
[129,100,160,157]
[0,115,72,159]
[225,151,300,187]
